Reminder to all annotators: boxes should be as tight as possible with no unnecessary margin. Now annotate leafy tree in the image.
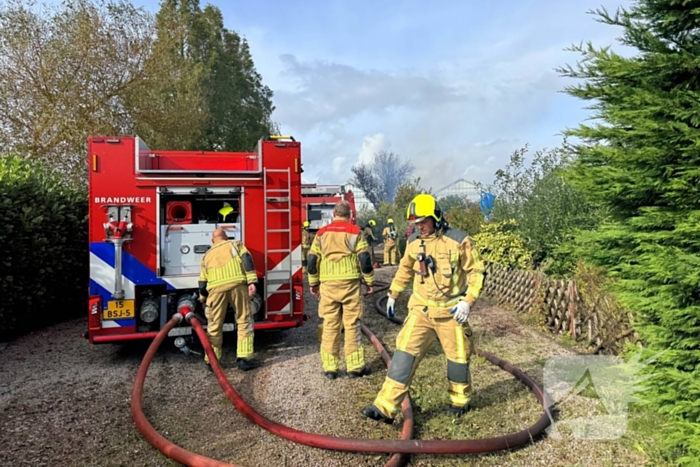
[482,145,532,223]
[191,3,276,151]
[559,2,700,462]
[445,204,483,237]
[485,142,602,269]
[349,150,414,208]
[349,164,382,209]
[0,0,277,183]
[0,0,155,181]
[524,167,603,270]
[355,205,376,229]
[393,177,425,214]
[355,205,379,243]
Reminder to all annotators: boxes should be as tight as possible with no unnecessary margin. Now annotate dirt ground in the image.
[0,266,666,467]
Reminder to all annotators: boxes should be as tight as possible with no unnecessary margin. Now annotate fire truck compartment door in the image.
[308,206,334,230]
[161,223,242,276]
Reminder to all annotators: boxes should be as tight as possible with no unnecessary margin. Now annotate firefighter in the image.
[364,219,378,264]
[302,220,314,274]
[361,194,485,423]
[382,218,398,266]
[198,228,261,372]
[307,200,376,380]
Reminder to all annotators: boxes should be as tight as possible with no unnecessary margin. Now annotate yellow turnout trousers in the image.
[204,282,254,363]
[373,304,475,418]
[318,279,365,373]
[383,244,398,265]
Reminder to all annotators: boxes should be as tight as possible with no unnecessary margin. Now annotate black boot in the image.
[347,366,371,379]
[445,404,470,417]
[361,405,394,424]
[325,371,338,380]
[237,358,261,371]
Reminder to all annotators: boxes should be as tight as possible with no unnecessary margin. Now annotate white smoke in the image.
[357,133,388,165]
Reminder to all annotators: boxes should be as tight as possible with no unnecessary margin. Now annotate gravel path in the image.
[0,279,400,467]
[0,265,657,467]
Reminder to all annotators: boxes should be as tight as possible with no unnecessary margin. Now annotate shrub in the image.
[472,220,533,269]
[0,155,88,340]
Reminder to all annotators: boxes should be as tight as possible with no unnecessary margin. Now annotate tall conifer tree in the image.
[129,0,276,151]
[560,2,700,463]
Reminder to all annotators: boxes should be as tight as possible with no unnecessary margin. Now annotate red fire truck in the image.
[301,184,357,233]
[86,135,305,344]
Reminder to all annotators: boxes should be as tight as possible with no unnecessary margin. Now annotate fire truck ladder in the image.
[263,167,293,318]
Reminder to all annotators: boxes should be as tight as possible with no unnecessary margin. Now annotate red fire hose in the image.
[360,321,413,467]
[131,309,414,467]
[130,314,238,467]
[131,281,553,465]
[190,290,553,453]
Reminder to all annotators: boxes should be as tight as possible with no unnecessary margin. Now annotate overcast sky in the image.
[131,0,634,191]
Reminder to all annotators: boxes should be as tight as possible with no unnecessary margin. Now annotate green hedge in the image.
[0,156,88,341]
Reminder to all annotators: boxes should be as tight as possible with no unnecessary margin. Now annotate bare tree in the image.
[349,150,414,208]
[349,164,382,209]
[374,150,414,203]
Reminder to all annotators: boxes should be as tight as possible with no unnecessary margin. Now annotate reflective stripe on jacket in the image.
[308,217,375,286]
[387,227,485,317]
[199,240,257,290]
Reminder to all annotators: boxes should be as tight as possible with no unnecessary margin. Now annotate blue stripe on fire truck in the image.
[89,242,201,292]
[90,242,170,287]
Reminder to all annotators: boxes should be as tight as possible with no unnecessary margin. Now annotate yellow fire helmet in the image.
[406,193,443,224]
[387,218,394,224]
[303,220,310,228]
[369,219,376,226]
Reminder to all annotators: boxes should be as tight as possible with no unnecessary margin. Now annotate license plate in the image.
[103,300,135,320]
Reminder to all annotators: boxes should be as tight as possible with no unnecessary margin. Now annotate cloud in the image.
[279,51,563,190]
[411,138,525,194]
[275,45,568,142]
[255,0,635,192]
[274,54,468,133]
[113,0,638,198]
[332,155,346,178]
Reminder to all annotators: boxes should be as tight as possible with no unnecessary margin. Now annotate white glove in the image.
[386,297,396,318]
[450,300,470,324]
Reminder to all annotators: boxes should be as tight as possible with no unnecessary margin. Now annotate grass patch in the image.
[359,273,673,466]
